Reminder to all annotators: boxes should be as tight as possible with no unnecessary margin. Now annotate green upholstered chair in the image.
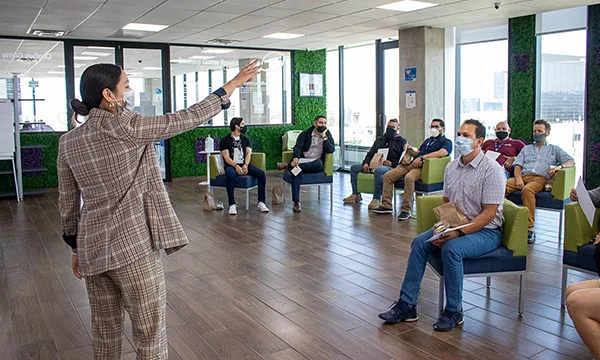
[357,172,374,194]
[209,153,266,211]
[417,196,529,316]
[282,151,334,203]
[506,167,576,241]
[392,156,452,210]
[561,202,600,306]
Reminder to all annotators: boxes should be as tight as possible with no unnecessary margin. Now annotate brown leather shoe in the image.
[293,202,301,212]
[277,162,289,171]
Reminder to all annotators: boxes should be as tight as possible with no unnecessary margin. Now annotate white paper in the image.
[406,90,416,109]
[576,177,596,228]
[377,148,389,161]
[485,150,501,161]
[426,223,474,242]
[291,166,302,176]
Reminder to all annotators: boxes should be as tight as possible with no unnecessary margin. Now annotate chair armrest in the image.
[502,200,528,257]
[324,153,334,176]
[416,195,444,233]
[282,151,293,164]
[209,155,219,180]
[422,157,451,185]
[565,202,599,252]
[251,153,266,171]
[551,167,576,201]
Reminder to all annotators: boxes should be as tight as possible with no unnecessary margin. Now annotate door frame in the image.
[376,39,399,138]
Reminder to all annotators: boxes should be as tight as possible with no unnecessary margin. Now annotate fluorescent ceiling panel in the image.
[263,32,305,39]
[122,23,168,32]
[377,0,438,12]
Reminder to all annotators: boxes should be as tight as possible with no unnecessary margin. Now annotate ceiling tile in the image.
[137,6,200,26]
[270,0,332,11]
[317,3,372,15]
[159,0,220,10]
[177,12,238,29]
[249,6,303,18]
[89,4,153,23]
[206,1,266,14]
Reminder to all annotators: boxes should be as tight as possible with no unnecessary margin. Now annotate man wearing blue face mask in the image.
[378,119,506,332]
[505,119,574,244]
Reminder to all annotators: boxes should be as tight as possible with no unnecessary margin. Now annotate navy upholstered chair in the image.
[209,153,266,211]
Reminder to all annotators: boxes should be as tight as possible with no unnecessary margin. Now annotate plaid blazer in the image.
[58,91,229,276]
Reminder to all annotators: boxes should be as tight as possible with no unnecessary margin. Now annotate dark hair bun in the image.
[70,99,90,116]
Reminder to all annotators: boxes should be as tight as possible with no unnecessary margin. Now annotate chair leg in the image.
[518,274,525,317]
[438,276,444,317]
[318,185,321,200]
[246,189,250,211]
[559,210,564,243]
[561,265,568,307]
[330,184,333,208]
[282,180,285,202]
[393,190,397,212]
[486,276,491,289]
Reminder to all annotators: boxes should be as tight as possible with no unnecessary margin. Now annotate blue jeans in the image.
[224,164,266,206]
[399,227,503,312]
[350,164,392,200]
[291,159,323,202]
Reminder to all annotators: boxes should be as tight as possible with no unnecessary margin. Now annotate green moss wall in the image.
[586,5,600,188]
[508,15,536,142]
[170,49,327,178]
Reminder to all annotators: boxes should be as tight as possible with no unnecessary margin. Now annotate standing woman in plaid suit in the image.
[58,61,260,359]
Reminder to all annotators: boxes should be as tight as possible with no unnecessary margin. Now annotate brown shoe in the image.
[277,162,289,171]
[343,194,362,204]
[368,199,380,209]
[293,202,301,212]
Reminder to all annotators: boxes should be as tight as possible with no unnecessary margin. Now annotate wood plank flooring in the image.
[0,171,594,359]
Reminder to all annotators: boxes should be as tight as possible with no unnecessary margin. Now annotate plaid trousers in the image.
[85,251,167,360]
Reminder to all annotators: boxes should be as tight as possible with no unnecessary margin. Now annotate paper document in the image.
[485,150,501,161]
[426,223,474,243]
[576,177,596,227]
[291,166,302,176]
[377,148,389,160]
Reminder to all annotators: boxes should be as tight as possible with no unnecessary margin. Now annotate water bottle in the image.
[205,136,214,152]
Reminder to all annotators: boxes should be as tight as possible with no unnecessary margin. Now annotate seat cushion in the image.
[394,179,444,193]
[563,244,597,273]
[506,191,571,210]
[428,245,527,275]
[283,171,332,185]
[357,173,374,194]
[211,174,257,188]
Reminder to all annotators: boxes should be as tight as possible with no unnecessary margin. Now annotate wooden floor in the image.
[0,171,594,360]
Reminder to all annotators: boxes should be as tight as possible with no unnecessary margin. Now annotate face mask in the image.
[385,127,396,140]
[239,126,247,134]
[316,125,327,133]
[430,127,440,138]
[112,91,135,113]
[455,136,475,156]
[496,131,509,140]
[533,133,546,143]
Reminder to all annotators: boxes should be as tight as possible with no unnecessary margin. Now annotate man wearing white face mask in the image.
[373,119,453,220]
[378,119,506,332]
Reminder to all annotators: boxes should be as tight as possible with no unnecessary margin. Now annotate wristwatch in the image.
[457,229,466,237]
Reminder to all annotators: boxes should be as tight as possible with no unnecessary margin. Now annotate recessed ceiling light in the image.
[142,67,162,70]
[377,0,437,12]
[202,49,233,54]
[263,33,305,40]
[122,23,168,32]
[58,64,85,68]
[74,56,98,61]
[189,55,215,60]
[81,51,111,57]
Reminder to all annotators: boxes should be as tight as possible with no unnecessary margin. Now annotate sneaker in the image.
[368,199,380,209]
[433,310,464,332]
[257,202,269,213]
[397,211,411,221]
[343,194,362,204]
[293,202,301,213]
[378,300,418,323]
[372,205,393,214]
[228,205,237,215]
[527,230,536,244]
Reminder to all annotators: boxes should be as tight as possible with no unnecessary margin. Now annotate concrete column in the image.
[398,26,445,147]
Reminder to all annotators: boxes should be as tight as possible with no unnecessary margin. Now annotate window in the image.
[458,40,508,139]
[538,30,586,179]
[326,49,341,168]
[170,46,291,127]
[0,39,67,132]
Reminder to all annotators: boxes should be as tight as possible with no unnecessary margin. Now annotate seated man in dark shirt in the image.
[373,118,453,221]
[481,121,525,178]
[219,117,268,215]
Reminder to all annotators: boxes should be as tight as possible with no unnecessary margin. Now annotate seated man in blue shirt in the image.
[378,119,506,331]
[373,118,453,221]
[343,118,407,209]
[505,119,574,244]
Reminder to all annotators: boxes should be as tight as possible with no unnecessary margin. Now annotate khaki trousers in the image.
[505,174,547,228]
[85,251,167,360]
[381,164,422,211]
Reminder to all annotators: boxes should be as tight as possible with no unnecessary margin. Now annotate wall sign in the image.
[404,67,417,82]
[406,90,416,109]
[299,73,323,97]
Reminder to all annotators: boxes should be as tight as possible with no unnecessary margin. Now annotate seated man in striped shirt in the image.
[378,119,506,332]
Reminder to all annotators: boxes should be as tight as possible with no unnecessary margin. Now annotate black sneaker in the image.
[527,230,536,244]
[378,300,418,323]
[397,211,411,221]
[433,310,464,331]
[372,205,393,214]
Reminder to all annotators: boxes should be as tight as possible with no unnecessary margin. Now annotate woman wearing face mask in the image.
[58,61,259,359]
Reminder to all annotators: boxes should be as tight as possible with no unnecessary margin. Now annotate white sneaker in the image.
[257,202,270,213]
[228,205,237,215]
